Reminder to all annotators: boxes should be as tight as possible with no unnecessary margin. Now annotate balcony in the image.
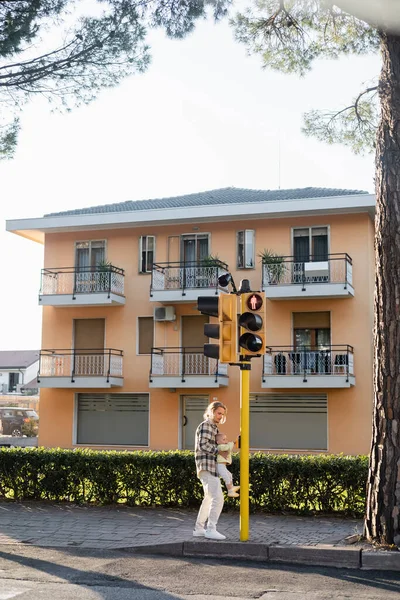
[39,266,125,307]
[262,254,354,300]
[37,349,124,388]
[262,345,355,388]
[150,261,229,303]
[149,347,228,388]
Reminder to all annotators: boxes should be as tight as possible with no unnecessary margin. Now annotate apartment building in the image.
[6,187,375,454]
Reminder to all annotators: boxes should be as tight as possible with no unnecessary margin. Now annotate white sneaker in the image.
[205,529,226,540]
[193,528,206,537]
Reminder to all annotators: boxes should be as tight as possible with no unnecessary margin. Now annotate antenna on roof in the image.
[278,133,281,190]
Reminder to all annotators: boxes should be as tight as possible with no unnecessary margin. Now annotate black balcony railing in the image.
[261,253,352,290]
[149,346,228,383]
[263,345,354,382]
[40,266,125,299]
[38,348,123,383]
[150,260,228,297]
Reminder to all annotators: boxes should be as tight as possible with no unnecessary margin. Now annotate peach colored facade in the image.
[7,189,375,455]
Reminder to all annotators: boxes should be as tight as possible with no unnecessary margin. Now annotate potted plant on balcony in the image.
[201,254,221,267]
[97,259,113,290]
[258,248,286,285]
[198,254,222,288]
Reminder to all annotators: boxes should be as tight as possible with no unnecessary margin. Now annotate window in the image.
[293,312,330,350]
[293,227,328,262]
[139,236,155,273]
[181,234,209,263]
[76,393,149,446]
[138,317,154,355]
[8,372,19,392]
[250,394,327,450]
[237,230,255,268]
[75,240,106,269]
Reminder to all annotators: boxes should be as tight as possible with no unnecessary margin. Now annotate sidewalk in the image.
[0,502,399,571]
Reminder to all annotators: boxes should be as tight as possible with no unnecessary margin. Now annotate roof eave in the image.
[6,193,376,240]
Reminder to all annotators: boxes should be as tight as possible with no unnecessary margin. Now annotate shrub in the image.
[0,448,368,516]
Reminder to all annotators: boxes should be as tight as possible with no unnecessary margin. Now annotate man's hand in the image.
[219,450,229,460]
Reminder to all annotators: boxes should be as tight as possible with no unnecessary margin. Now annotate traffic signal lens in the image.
[204,344,220,359]
[246,293,263,311]
[239,312,262,332]
[197,296,219,317]
[218,273,232,287]
[204,323,219,338]
[239,332,263,353]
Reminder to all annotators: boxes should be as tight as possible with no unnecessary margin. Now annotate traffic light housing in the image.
[197,294,238,364]
[238,292,266,357]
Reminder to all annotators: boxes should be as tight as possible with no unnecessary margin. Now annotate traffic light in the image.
[238,292,266,357]
[197,294,238,363]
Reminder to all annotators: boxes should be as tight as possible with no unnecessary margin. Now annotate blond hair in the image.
[204,401,227,424]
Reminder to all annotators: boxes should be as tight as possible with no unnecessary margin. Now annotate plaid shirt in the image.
[195,418,219,478]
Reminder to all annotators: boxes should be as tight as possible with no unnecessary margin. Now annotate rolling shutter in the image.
[77,393,149,446]
[250,394,327,451]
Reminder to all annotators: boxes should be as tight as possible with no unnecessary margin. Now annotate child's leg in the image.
[217,463,233,490]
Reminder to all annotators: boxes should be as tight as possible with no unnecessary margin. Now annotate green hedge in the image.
[0,448,368,516]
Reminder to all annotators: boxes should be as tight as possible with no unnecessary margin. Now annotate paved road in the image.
[0,546,399,599]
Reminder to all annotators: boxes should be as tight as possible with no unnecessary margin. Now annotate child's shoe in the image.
[231,486,240,493]
[227,490,240,497]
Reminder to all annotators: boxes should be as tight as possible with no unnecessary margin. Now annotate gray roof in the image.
[23,377,39,388]
[45,186,369,217]
[0,351,40,369]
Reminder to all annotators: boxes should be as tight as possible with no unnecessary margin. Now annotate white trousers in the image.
[195,470,224,531]
[217,463,232,487]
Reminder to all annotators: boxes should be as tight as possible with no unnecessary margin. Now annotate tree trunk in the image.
[365,33,400,546]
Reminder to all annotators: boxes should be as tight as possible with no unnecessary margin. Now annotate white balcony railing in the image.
[262,254,352,288]
[38,349,123,382]
[151,261,228,295]
[40,266,125,297]
[150,347,228,382]
[263,345,354,380]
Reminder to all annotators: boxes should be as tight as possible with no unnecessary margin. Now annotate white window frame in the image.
[75,239,107,267]
[139,235,155,273]
[237,230,255,269]
[291,226,330,257]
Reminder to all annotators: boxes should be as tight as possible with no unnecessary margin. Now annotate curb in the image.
[122,541,400,572]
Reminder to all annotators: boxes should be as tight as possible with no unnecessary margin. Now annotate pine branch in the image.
[302,84,379,154]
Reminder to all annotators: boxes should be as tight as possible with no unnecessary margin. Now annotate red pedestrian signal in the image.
[238,292,266,356]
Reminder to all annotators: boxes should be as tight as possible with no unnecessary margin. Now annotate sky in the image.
[0,5,380,351]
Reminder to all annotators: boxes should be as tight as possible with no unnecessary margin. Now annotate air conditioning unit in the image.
[154,306,176,322]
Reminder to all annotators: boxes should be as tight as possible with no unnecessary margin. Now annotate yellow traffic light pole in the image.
[199,283,266,543]
[239,359,251,541]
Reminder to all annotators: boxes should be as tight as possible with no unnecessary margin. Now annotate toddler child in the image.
[216,432,240,498]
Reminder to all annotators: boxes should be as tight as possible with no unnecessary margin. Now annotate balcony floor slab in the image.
[150,289,220,303]
[149,375,228,388]
[39,293,125,307]
[262,375,355,388]
[263,283,354,300]
[37,376,124,388]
